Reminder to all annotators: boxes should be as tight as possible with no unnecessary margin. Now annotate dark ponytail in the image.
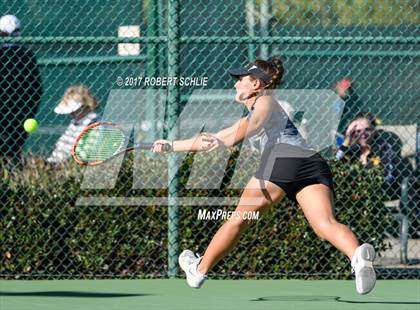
[252,56,284,89]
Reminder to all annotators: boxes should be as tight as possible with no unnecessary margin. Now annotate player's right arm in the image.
[153,134,216,152]
[153,96,272,152]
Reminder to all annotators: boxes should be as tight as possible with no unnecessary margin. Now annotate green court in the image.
[1,280,419,310]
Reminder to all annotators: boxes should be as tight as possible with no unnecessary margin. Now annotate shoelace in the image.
[183,251,201,265]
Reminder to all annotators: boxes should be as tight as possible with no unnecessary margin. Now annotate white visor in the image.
[0,15,21,35]
[54,100,83,114]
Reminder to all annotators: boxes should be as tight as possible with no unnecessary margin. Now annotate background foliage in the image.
[1,152,391,279]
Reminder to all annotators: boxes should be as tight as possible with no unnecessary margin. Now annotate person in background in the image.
[47,85,100,163]
[335,112,406,199]
[0,14,42,160]
[335,78,363,135]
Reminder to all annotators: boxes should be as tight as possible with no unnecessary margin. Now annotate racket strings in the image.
[75,126,126,162]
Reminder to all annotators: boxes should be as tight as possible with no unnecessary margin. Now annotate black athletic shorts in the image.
[254,143,334,201]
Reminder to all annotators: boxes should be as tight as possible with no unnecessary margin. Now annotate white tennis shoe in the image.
[179,249,206,289]
[351,243,376,294]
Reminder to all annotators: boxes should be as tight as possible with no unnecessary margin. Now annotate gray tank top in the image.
[247,98,310,153]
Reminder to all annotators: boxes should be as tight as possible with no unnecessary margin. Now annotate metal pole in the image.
[167,0,180,278]
[157,0,165,76]
[399,177,410,264]
[146,0,158,141]
[246,0,256,60]
[260,0,269,59]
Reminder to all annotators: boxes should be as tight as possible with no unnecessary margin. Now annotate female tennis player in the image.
[152,57,376,294]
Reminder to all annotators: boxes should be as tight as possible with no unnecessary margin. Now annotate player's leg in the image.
[296,183,376,294]
[179,176,286,288]
[198,177,286,273]
[296,183,358,258]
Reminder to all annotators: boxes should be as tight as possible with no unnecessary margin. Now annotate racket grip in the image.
[140,143,153,149]
[140,142,172,152]
[162,143,172,152]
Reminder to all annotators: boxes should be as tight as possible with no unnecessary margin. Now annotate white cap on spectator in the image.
[0,15,21,35]
[54,85,98,115]
[54,99,83,114]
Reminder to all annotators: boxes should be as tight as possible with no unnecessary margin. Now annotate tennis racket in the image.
[71,122,171,166]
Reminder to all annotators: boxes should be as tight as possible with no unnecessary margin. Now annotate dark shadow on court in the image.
[250,296,338,302]
[251,296,420,305]
[336,298,420,305]
[0,291,152,298]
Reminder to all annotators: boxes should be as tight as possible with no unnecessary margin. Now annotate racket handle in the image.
[136,143,172,152]
[162,143,172,152]
[140,143,153,149]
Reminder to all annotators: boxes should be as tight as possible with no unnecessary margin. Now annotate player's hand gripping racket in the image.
[72,122,171,166]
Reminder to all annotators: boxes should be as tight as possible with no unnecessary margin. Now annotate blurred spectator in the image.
[335,78,363,134]
[0,14,42,160]
[335,112,409,199]
[47,85,100,163]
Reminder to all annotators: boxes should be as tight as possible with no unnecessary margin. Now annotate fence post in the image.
[246,0,256,60]
[146,0,158,141]
[260,0,270,58]
[167,0,180,278]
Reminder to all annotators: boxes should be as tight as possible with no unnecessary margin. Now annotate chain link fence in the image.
[1,0,419,279]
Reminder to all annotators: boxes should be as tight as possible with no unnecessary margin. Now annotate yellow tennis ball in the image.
[23,118,39,133]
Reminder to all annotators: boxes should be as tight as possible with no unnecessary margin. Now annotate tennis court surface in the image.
[1,279,419,310]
